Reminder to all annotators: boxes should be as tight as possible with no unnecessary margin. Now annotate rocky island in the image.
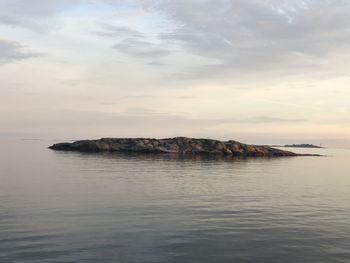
[48,137,316,157]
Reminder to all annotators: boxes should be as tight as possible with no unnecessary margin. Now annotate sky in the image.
[0,0,349,147]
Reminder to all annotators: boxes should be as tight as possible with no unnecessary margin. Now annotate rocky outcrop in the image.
[49,137,304,157]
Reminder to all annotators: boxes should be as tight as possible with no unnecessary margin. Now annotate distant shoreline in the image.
[280,144,324,149]
[270,144,324,149]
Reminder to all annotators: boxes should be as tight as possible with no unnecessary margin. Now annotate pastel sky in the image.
[1,0,349,147]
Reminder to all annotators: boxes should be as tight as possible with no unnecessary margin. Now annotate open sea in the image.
[1,138,350,263]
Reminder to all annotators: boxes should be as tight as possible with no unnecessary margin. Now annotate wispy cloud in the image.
[0,0,83,30]
[142,0,350,76]
[234,116,307,124]
[113,38,170,58]
[0,39,42,65]
[96,23,144,38]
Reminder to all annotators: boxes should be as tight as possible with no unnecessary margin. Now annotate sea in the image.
[1,138,350,263]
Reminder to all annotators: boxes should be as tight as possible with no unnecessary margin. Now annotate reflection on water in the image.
[0,139,350,263]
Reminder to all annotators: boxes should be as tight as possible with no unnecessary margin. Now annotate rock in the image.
[47,137,315,157]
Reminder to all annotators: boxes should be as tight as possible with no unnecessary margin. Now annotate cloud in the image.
[96,23,144,38]
[0,39,42,65]
[95,19,172,61]
[113,38,170,58]
[139,0,350,76]
[120,95,153,99]
[235,116,307,124]
[146,61,167,66]
[0,0,83,30]
[4,0,348,77]
[122,107,188,116]
[176,95,195,100]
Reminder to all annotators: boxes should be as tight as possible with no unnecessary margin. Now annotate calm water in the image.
[1,138,350,263]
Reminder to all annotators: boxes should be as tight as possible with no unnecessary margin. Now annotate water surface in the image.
[1,138,350,262]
